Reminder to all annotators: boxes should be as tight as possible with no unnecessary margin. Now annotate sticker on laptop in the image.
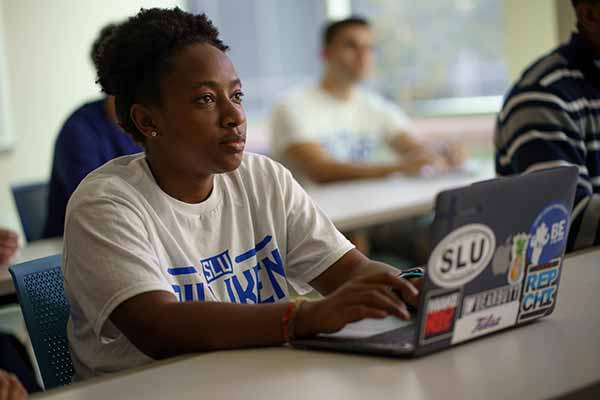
[428,224,496,288]
[419,289,461,345]
[517,258,561,323]
[452,283,521,343]
[461,283,522,317]
[491,237,511,277]
[526,202,569,266]
[492,233,529,286]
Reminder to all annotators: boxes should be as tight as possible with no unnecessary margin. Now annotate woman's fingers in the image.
[343,305,389,323]
[359,273,419,305]
[338,283,412,320]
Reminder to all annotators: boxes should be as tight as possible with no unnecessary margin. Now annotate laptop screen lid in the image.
[414,166,578,356]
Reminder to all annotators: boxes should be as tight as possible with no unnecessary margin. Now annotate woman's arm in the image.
[110,249,418,359]
[308,248,402,295]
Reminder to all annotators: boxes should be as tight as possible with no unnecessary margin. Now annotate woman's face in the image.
[148,42,246,178]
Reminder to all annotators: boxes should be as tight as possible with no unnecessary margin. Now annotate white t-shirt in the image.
[63,152,353,379]
[270,83,412,182]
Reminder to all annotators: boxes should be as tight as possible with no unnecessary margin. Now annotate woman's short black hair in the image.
[90,23,118,72]
[94,7,228,144]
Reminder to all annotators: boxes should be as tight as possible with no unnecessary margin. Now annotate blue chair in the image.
[9,255,74,390]
[11,182,49,242]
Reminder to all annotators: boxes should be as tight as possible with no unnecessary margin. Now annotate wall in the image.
[0,0,184,238]
[504,0,559,82]
[556,0,577,43]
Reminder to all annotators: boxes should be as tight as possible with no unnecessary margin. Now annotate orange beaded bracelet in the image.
[282,298,306,343]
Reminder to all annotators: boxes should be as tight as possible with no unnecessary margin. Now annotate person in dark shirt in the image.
[495,0,600,251]
[44,24,142,238]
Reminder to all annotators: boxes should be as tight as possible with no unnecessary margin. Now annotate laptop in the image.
[292,166,578,357]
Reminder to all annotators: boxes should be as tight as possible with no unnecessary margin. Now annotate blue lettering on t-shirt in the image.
[253,263,274,303]
[171,283,205,302]
[167,234,287,304]
[168,266,206,302]
[201,250,234,283]
[167,266,198,275]
[235,236,272,263]
[261,248,286,300]
[171,282,205,302]
[231,269,258,303]
[224,278,237,303]
[171,284,182,301]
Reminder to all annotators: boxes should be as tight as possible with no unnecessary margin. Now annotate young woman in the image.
[63,7,420,379]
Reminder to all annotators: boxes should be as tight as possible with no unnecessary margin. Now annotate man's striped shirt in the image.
[495,33,600,251]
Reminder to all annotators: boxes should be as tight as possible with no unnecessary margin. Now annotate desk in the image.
[0,238,62,296]
[307,162,495,231]
[34,248,600,400]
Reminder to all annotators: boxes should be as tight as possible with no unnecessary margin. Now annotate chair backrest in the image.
[11,182,49,242]
[9,255,74,390]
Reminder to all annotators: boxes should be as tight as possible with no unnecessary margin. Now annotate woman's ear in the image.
[131,103,160,139]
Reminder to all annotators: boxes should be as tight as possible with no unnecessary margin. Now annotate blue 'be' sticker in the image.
[526,202,569,266]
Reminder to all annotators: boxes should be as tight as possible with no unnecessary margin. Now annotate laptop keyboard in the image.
[354,325,416,345]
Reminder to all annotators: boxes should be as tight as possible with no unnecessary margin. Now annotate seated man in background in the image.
[270,17,463,261]
[44,23,142,238]
[495,0,600,251]
[270,17,462,185]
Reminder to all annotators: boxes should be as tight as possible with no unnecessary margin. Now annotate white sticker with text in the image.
[429,224,496,288]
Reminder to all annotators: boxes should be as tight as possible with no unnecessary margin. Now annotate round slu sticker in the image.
[526,202,570,266]
[428,224,496,288]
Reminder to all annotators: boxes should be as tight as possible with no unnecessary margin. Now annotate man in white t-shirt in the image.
[270,17,462,260]
[271,17,462,185]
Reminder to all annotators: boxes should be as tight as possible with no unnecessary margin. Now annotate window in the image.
[189,0,328,117]
[189,0,509,118]
[351,0,509,116]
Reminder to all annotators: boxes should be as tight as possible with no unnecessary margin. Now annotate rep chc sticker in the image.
[526,202,569,266]
[428,224,496,288]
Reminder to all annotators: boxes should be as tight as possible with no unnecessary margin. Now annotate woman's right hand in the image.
[294,272,419,338]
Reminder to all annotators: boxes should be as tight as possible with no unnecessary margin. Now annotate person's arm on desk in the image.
[387,131,466,171]
[110,250,418,359]
[0,229,18,266]
[284,142,434,183]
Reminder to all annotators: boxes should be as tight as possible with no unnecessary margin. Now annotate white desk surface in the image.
[307,161,495,231]
[34,248,600,400]
[0,238,62,296]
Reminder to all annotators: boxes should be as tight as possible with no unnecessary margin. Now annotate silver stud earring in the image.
[150,131,158,137]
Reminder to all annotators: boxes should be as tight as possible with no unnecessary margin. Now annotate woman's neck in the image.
[145,154,214,204]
